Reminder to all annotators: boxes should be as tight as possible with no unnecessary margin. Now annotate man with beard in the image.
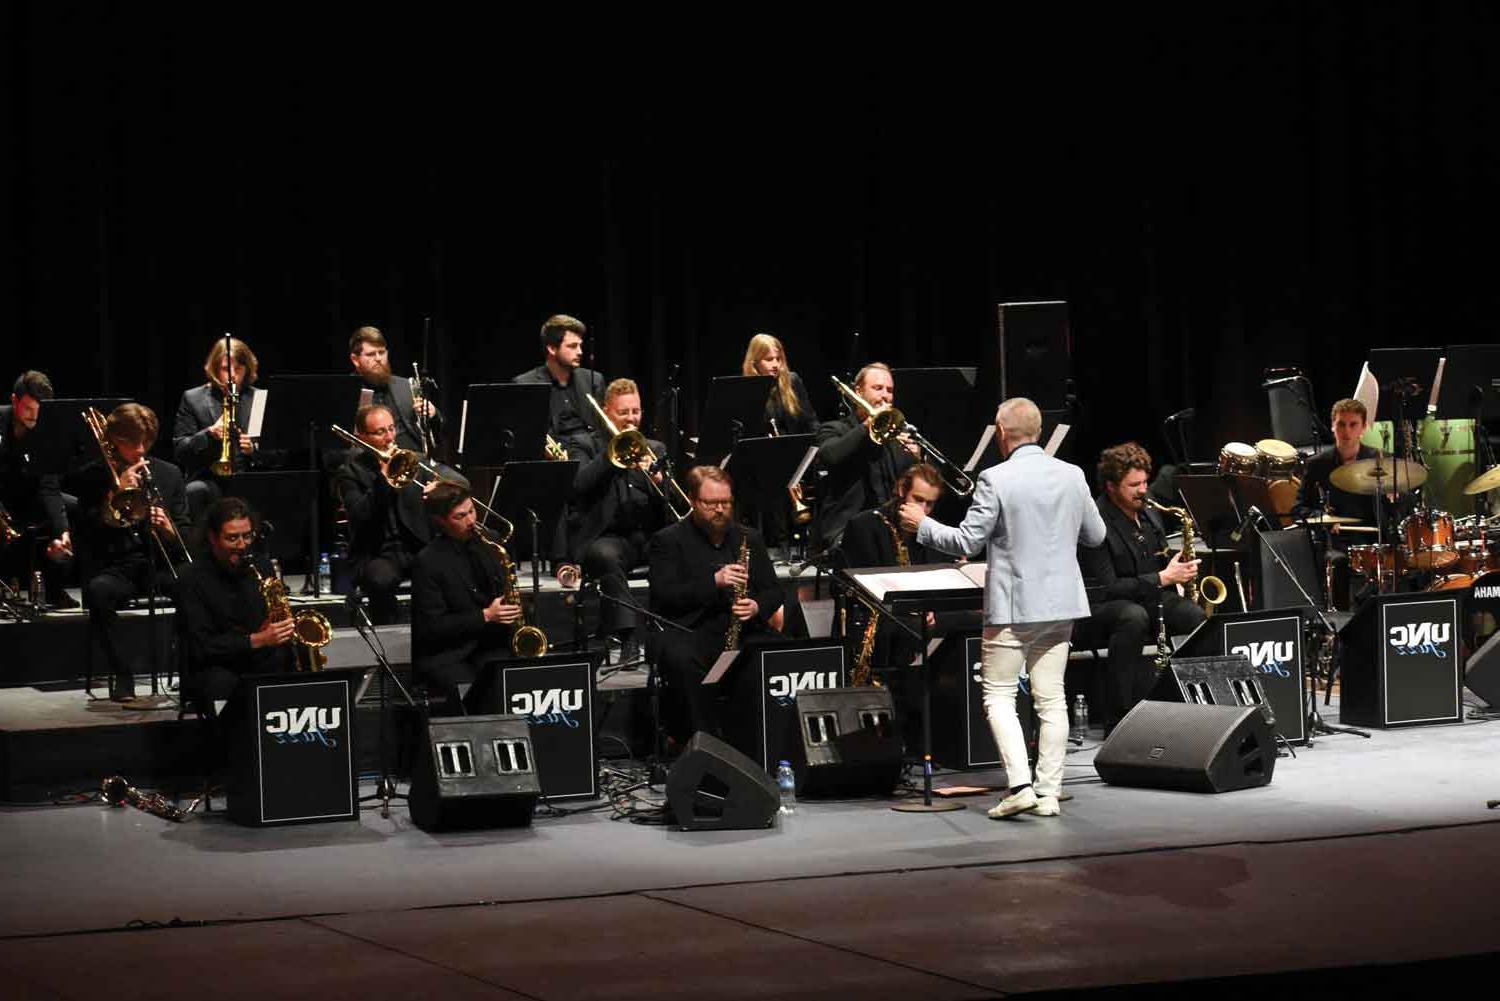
[513,314,606,462]
[348,327,465,486]
[648,466,782,741]
[172,336,262,524]
[334,404,436,624]
[814,362,920,554]
[0,370,74,607]
[1076,442,1204,734]
[174,496,296,711]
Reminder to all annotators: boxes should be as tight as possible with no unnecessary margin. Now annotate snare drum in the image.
[1348,543,1403,578]
[1254,438,1301,479]
[1401,511,1458,571]
[1454,538,1499,576]
[1218,442,1258,477]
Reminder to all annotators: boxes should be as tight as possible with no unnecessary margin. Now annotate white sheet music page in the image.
[964,426,996,472]
[1044,423,1070,457]
[1353,363,1378,424]
[852,567,979,602]
[458,398,470,454]
[245,389,267,438]
[789,445,819,489]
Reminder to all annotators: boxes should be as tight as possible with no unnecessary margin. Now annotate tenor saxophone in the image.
[1144,497,1227,615]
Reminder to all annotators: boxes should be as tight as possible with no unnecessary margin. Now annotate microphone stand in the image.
[1241,512,1369,744]
[348,591,416,818]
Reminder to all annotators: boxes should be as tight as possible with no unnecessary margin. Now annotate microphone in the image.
[1164,408,1196,423]
[1230,505,1265,544]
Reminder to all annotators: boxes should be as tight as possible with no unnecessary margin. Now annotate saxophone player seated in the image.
[648,466,782,743]
[175,497,296,713]
[1075,442,1205,735]
[411,481,523,712]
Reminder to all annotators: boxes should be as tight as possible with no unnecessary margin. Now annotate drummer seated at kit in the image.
[411,482,524,713]
[1075,442,1206,735]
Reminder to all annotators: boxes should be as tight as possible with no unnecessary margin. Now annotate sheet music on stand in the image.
[850,564,985,603]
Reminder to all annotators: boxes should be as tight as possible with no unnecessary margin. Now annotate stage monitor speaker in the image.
[1148,654,1277,730]
[408,714,540,832]
[1338,592,1462,728]
[1465,630,1500,708]
[994,300,1071,411]
[666,731,779,831]
[1094,702,1276,793]
[788,687,903,798]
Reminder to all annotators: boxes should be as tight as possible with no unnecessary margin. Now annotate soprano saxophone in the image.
[723,529,751,653]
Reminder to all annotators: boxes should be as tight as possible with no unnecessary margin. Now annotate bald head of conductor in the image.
[897,398,1041,534]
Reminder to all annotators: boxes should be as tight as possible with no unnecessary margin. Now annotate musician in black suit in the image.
[813,362,918,553]
[513,314,607,462]
[348,325,448,452]
[75,404,191,702]
[1076,442,1204,734]
[333,404,434,625]
[649,466,782,741]
[0,371,74,606]
[175,497,295,711]
[411,481,523,711]
[172,336,262,524]
[569,378,674,665]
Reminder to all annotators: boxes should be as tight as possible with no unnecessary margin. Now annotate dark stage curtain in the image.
[2,4,1495,484]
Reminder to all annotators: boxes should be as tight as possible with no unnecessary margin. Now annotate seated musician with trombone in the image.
[333,404,437,625]
[572,378,686,667]
[348,326,463,482]
[1076,442,1207,735]
[76,403,192,703]
[411,481,527,712]
[814,363,919,553]
[172,336,261,525]
[648,466,782,741]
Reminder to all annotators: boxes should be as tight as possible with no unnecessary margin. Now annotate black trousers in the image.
[355,549,416,625]
[582,532,650,637]
[0,525,73,602]
[85,558,178,689]
[1081,592,1205,732]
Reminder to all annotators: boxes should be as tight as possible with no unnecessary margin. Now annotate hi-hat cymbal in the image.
[1300,512,1362,525]
[1329,457,1428,495]
[1462,466,1500,496]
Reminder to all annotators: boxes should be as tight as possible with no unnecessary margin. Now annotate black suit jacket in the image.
[172,383,262,480]
[74,456,192,568]
[648,519,782,653]
[567,429,672,561]
[360,374,442,454]
[813,415,913,550]
[837,507,939,569]
[175,556,291,674]
[0,406,67,537]
[1077,496,1169,607]
[513,364,606,457]
[411,533,513,675]
[332,448,432,563]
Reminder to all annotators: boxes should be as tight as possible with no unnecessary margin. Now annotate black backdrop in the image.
[3,4,1495,484]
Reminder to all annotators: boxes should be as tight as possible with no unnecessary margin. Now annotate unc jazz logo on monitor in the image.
[759,645,846,769]
[1378,598,1461,724]
[254,677,356,824]
[501,659,596,800]
[1223,615,1306,743]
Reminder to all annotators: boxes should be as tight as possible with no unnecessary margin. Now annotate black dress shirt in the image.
[513,365,606,458]
[0,406,67,537]
[175,556,292,673]
[648,519,783,653]
[411,532,515,675]
[813,415,913,550]
[1078,496,1170,607]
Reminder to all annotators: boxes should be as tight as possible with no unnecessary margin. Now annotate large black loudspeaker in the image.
[788,687,903,798]
[994,300,1071,411]
[1338,592,1462,728]
[1094,702,1276,793]
[1148,654,1278,731]
[666,732,779,831]
[1465,631,1500,708]
[408,714,540,831]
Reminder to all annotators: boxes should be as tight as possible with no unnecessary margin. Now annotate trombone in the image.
[583,393,692,521]
[829,376,975,497]
[330,423,515,541]
[82,407,192,575]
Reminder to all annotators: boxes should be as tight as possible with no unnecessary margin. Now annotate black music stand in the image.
[460,384,551,466]
[698,375,774,466]
[32,398,133,475]
[1437,344,1500,422]
[724,434,815,541]
[261,374,367,595]
[223,471,321,569]
[1367,348,1442,424]
[486,459,577,576]
[890,367,976,464]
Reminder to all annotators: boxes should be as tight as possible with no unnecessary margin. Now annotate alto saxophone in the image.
[1144,497,1227,615]
[253,560,333,671]
[474,524,548,657]
[851,508,910,687]
[102,775,197,822]
[723,530,751,653]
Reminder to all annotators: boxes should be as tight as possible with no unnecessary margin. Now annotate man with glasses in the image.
[648,466,782,741]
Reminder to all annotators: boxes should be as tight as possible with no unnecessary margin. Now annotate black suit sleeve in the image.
[412,551,486,646]
[837,512,885,569]
[335,455,388,526]
[816,418,874,467]
[172,390,216,472]
[648,529,719,618]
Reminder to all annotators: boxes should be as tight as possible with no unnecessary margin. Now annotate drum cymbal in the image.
[1300,513,1362,525]
[1329,457,1428,495]
[1462,465,1500,496]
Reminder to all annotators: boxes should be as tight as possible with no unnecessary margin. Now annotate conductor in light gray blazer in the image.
[901,397,1105,821]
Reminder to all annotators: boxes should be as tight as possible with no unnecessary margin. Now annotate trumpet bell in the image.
[511,625,548,658]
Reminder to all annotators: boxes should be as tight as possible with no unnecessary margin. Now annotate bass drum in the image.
[1218,442,1258,477]
[1419,418,1477,516]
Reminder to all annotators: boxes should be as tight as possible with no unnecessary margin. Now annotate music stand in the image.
[31,398,133,475]
[486,459,578,574]
[1437,344,1500,422]
[1367,348,1442,424]
[698,375,774,466]
[459,384,551,466]
[260,374,368,596]
[223,471,321,569]
[723,434,815,541]
[891,367,977,464]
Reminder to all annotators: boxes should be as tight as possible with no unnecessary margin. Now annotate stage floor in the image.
[1,700,1498,999]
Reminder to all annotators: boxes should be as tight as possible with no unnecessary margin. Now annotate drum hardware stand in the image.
[1242,509,1369,744]
[348,590,416,818]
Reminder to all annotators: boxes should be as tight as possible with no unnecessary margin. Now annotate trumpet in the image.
[544,434,569,461]
[1144,496,1227,615]
[828,376,975,497]
[768,419,813,525]
[583,393,692,521]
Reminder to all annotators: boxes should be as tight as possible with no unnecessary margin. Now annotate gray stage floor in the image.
[2,702,1498,998]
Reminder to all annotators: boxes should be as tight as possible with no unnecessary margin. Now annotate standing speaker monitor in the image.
[788,687,903,798]
[1338,592,1462,728]
[720,639,847,772]
[225,669,362,827]
[1257,530,1322,613]
[994,300,1071,411]
[1094,702,1276,793]
[1467,630,1500,708]
[464,652,600,801]
[926,632,1035,770]
[408,714,540,831]
[1149,653,1277,730]
[1175,609,1312,744]
[666,731,779,831]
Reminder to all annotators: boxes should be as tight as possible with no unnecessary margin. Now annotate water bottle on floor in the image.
[1070,694,1089,745]
[776,760,797,816]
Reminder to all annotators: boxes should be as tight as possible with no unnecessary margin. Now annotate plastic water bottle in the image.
[1070,694,1089,745]
[776,760,797,816]
[317,551,331,590]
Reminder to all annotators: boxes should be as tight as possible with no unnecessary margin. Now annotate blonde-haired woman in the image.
[742,333,817,435]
